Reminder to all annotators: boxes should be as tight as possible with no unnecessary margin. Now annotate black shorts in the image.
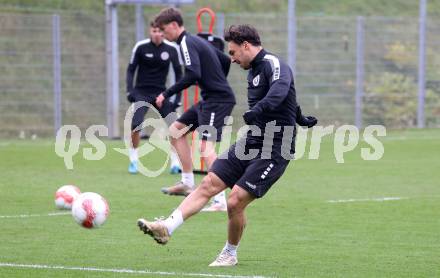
[210,138,291,198]
[177,100,234,142]
[131,89,176,131]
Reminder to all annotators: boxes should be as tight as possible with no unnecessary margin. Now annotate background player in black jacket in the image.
[126,21,182,174]
[137,24,317,266]
[153,8,236,211]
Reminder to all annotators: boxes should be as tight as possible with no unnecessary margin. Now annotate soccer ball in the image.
[71,192,109,229]
[55,185,81,210]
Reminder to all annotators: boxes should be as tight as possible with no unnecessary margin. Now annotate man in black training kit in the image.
[154,7,235,211]
[126,21,183,174]
[137,24,317,266]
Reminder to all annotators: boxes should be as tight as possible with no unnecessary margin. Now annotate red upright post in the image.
[192,8,216,174]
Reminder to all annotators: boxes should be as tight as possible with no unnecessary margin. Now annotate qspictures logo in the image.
[55,102,386,177]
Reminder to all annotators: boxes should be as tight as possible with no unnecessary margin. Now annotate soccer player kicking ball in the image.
[126,21,183,175]
[137,24,317,266]
[154,8,236,211]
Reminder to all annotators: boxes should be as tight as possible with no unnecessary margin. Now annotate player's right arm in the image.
[126,44,140,102]
[168,45,184,109]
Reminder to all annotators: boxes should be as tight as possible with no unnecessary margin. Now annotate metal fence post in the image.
[216,12,225,38]
[135,4,145,42]
[106,3,120,138]
[52,14,62,137]
[287,0,296,74]
[355,16,365,129]
[417,0,427,128]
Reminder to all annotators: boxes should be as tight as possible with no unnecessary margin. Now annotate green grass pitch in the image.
[0,129,439,277]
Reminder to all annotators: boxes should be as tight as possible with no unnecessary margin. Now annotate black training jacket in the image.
[247,49,298,138]
[126,38,182,93]
[163,31,235,104]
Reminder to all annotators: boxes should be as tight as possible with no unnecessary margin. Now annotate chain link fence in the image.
[0,11,439,138]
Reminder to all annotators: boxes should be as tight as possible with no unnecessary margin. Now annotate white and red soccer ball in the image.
[71,192,109,229]
[55,185,81,210]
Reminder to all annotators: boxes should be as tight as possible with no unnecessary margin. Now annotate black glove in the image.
[172,101,182,111]
[126,92,135,103]
[243,110,258,125]
[303,116,318,128]
[296,105,318,128]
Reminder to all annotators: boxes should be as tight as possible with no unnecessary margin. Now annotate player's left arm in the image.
[252,59,291,114]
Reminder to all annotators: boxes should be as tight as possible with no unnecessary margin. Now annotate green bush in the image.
[364,72,440,128]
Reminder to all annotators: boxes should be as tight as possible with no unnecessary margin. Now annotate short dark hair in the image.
[224,24,261,46]
[149,20,159,28]
[154,7,184,27]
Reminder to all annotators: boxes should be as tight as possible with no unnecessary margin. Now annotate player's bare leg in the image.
[200,140,228,212]
[199,140,217,167]
[128,131,141,174]
[161,121,194,196]
[162,124,228,208]
[130,129,181,175]
[179,172,227,218]
[169,122,193,173]
[138,172,227,244]
[169,149,181,174]
[209,185,254,266]
[131,131,140,149]
[226,186,254,244]
[168,115,182,174]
